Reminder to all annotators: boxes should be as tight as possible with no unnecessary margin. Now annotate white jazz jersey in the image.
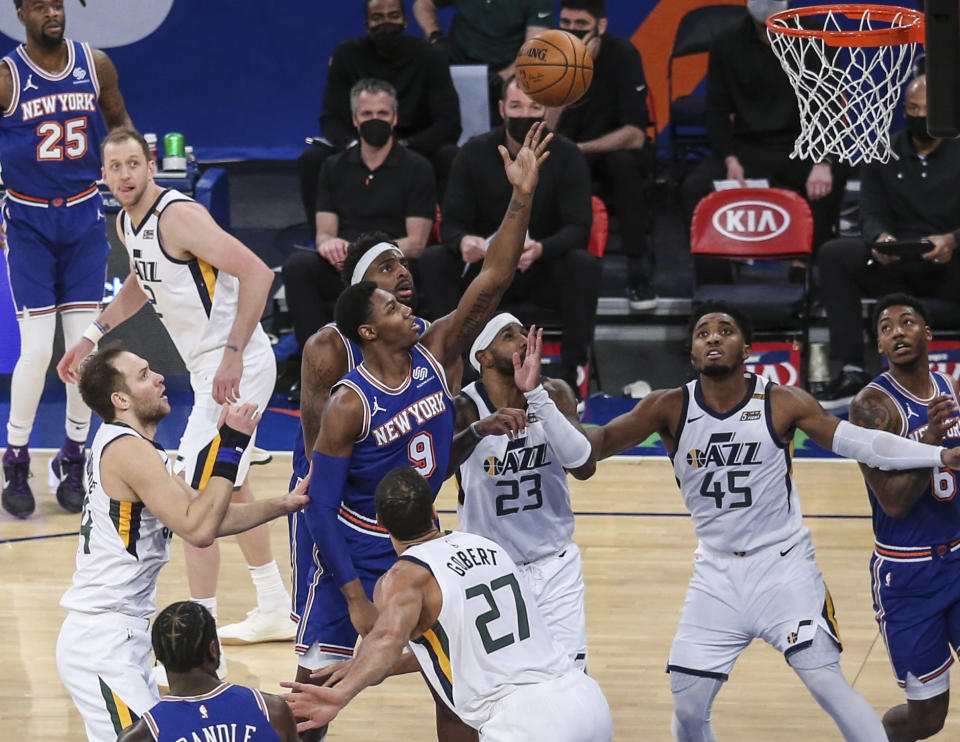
[119,189,272,374]
[672,374,803,553]
[402,531,573,729]
[60,423,173,620]
[456,381,575,563]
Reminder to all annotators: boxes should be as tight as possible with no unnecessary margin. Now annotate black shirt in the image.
[706,17,800,159]
[860,130,960,246]
[441,128,591,261]
[556,33,649,142]
[437,0,554,68]
[316,142,437,242]
[320,34,461,155]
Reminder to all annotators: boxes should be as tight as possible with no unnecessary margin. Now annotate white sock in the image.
[249,560,290,612]
[190,596,218,623]
[61,310,96,443]
[7,310,57,446]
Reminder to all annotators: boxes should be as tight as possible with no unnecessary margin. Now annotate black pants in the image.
[817,237,960,365]
[296,142,456,239]
[680,142,846,281]
[586,148,653,291]
[281,249,344,349]
[418,244,601,388]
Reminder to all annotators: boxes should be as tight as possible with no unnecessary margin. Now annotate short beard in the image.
[699,361,739,379]
[39,29,64,50]
[137,401,170,426]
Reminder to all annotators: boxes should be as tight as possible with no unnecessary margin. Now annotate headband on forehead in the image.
[351,242,404,286]
[469,313,523,372]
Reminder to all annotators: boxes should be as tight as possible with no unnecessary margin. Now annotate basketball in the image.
[515,29,594,107]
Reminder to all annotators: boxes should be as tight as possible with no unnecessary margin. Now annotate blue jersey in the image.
[141,683,281,742]
[0,39,107,197]
[866,371,960,551]
[334,342,454,529]
[291,317,430,480]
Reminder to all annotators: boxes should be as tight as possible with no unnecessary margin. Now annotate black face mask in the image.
[358,118,393,147]
[506,115,543,144]
[369,22,405,55]
[906,114,935,144]
[565,27,592,42]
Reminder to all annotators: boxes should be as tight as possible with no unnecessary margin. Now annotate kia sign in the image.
[711,200,791,242]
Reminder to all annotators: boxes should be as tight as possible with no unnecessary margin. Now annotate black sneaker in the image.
[51,452,85,514]
[815,370,870,410]
[2,458,35,518]
[628,286,657,312]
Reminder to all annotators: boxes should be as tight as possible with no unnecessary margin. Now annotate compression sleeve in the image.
[303,451,358,587]
[831,420,944,471]
[524,384,592,469]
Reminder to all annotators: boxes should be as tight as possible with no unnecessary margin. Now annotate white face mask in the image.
[746,0,788,23]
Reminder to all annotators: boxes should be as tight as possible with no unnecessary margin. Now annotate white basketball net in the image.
[767,7,922,165]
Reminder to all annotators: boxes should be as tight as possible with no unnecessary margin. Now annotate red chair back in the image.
[690,187,813,260]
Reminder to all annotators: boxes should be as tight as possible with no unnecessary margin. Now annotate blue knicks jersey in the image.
[291,317,431,481]
[333,343,453,532]
[142,683,281,742]
[0,40,107,196]
[866,371,960,549]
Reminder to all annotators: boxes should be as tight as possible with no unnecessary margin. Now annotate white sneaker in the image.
[218,607,296,645]
[250,447,272,466]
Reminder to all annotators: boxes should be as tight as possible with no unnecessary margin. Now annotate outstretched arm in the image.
[587,389,681,459]
[423,123,552,369]
[849,386,959,518]
[282,562,428,731]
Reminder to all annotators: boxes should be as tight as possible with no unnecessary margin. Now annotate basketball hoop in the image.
[766,4,924,165]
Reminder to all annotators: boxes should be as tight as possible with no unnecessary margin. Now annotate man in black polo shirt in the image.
[297,0,459,241]
[679,0,845,265]
[554,0,655,310]
[815,74,960,406]
[419,77,597,393]
[282,78,436,350]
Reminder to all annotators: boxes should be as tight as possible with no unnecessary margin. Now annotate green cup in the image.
[162,132,186,171]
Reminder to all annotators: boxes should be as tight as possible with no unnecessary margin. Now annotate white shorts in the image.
[517,542,588,670]
[480,670,613,742]
[667,528,841,680]
[175,350,276,489]
[56,611,159,742]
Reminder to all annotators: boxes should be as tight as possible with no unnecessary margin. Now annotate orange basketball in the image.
[515,29,594,107]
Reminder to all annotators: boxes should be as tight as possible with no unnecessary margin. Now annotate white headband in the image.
[469,313,523,372]
[351,242,404,286]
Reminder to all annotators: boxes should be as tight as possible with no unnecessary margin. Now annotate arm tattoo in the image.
[850,396,898,433]
[505,197,526,218]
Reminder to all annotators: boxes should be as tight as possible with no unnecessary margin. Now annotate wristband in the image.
[210,423,252,483]
[82,320,106,345]
[469,421,483,440]
[429,30,444,43]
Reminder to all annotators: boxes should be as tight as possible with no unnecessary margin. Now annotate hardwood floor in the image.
[1,455,955,740]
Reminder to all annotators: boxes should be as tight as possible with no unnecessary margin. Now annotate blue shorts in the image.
[289,510,396,659]
[3,189,108,313]
[871,551,960,692]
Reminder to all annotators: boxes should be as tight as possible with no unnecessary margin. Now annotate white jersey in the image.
[402,531,572,729]
[60,423,173,620]
[672,374,803,553]
[120,189,272,374]
[456,381,575,563]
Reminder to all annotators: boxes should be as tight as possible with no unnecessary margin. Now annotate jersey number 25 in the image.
[36,117,89,161]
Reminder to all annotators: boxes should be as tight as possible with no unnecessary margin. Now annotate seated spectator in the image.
[282,79,436,351]
[298,0,460,241]
[816,74,960,406]
[418,77,597,393]
[554,0,655,310]
[412,0,553,124]
[679,0,845,278]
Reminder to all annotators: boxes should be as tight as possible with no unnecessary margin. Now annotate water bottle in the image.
[143,133,158,166]
[162,132,186,172]
[185,145,199,176]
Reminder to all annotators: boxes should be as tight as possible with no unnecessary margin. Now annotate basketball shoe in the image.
[218,607,297,645]
[50,451,85,514]
[2,447,34,518]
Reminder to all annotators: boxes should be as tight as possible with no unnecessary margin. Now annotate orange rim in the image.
[766,4,924,47]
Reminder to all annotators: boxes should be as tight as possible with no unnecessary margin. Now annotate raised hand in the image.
[281,681,347,732]
[513,325,543,393]
[499,121,552,195]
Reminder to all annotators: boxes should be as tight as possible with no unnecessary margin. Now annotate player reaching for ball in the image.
[585,300,960,741]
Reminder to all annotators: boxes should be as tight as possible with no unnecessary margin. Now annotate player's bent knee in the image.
[669,671,723,740]
[905,693,949,737]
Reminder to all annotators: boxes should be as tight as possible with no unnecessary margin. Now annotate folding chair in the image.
[691,187,814,384]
